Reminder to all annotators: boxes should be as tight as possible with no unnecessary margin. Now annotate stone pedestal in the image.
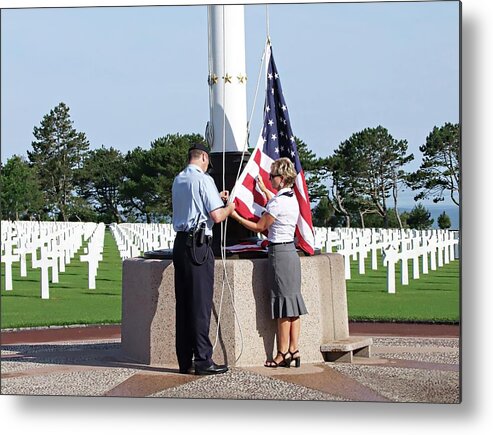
[121,253,371,368]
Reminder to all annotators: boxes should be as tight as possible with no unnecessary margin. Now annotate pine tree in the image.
[295,137,328,201]
[0,155,44,220]
[437,211,452,229]
[328,126,413,228]
[27,102,90,220]
[78,146,126,223]
[312,197,334,228]
[406,203,434,230]
[409,122,460,206]
[120,133,202,223]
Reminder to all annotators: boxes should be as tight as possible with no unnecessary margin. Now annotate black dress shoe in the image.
[179,367,193,374]
[194,363,228,376]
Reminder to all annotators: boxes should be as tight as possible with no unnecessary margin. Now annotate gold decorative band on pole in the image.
[208,73,219,85]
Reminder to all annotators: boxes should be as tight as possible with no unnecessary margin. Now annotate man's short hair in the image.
[188,143,210,161]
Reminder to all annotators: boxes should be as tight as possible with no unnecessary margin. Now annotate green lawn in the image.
[1,229,123,329]
[1,231,460,328]
[345,252,460,323]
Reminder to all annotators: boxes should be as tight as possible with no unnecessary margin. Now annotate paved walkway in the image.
[1,323,460,403]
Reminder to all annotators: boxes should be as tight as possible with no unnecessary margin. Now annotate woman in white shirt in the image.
[231,158,308,368]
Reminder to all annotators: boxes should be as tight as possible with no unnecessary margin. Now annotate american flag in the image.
[232,44,315,255]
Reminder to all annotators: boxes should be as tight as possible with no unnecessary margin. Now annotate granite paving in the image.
[0,325,461,403]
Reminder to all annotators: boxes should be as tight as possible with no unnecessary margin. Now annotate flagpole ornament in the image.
[208,73,219,85]
[207,4,248,153]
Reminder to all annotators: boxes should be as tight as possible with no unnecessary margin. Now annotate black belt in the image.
[176,231,212,242]
[268,241,294,246]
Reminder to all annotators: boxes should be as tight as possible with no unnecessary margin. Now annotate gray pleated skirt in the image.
[268,243,308,319]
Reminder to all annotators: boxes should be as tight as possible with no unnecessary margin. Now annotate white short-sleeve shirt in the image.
[265,187,299,243]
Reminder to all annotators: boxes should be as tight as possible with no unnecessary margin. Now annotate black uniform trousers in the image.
[172,232,214,372]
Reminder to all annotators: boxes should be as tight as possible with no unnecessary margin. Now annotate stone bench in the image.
[320,336,373,363]
[121,253,371,368]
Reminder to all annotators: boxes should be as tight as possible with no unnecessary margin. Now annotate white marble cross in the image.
[1,239,19,291]
[13,238,29,278]
[37,246,53,299]
[421,235,429,274]
[400,239,410,286]
[80,225,105,290]
[428,235,437,271]
[368,231,381,271]
[382,244,399,294]
[339,237,353,280]
[48,248,59,284]
[80,251,102,289]
[443,232,451,264]
[411,238,421,280]
[436,232,445,268]
[355,235,369,275]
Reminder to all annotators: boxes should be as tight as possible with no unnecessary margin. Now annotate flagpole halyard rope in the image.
[266,4,271,44]
[213,8,273,363]
[230,38,270,201]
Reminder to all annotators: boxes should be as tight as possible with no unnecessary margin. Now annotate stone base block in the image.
[320,336,373,363]
[121,253,355,368]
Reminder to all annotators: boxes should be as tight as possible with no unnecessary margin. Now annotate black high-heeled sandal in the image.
[289,350,301,368]
[264,350,291,368]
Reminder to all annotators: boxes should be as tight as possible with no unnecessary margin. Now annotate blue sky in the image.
[1,1,460,213]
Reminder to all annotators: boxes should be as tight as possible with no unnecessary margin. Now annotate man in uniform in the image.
[172,143,235,375]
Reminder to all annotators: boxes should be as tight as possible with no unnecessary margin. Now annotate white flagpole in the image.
[207,4,248,154]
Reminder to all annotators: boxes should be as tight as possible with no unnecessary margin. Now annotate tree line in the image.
[0,102,459,229]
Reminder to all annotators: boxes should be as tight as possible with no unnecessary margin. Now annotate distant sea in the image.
[399,203,460,230]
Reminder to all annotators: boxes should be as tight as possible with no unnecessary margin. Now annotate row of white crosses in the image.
[313,227,459,294]
[79,223,106,290]
[110,223,176,259]
[315,227,382,280]
[109,225,459,295]
[2,221,83,297]
[1,221,103,299]
[381,229,459,293]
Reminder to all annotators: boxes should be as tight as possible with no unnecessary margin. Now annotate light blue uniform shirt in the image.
[172,164,224,236]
